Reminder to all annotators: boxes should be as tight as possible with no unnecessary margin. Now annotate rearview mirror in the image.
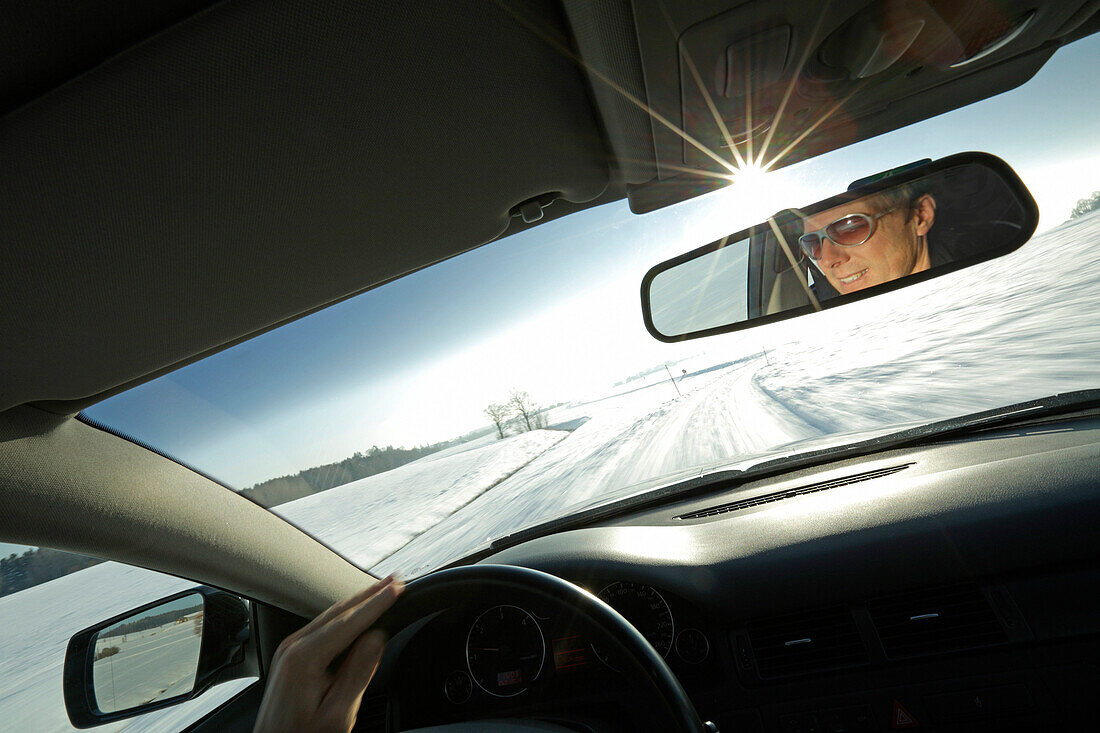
[64,587,255,728]
[641,152,1038,341]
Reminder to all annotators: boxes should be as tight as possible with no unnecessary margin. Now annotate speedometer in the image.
[596,581,675,658]
[466,605,545,697]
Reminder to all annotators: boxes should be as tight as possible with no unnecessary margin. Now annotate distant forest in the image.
[100,602,203,639]
[240,434,489,507]
[1,547,104,598]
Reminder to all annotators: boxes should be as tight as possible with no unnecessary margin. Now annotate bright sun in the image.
[730,160,770,186]
[709,160,802,224]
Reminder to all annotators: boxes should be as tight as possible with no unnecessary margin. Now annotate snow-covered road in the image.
[372,357,825,577]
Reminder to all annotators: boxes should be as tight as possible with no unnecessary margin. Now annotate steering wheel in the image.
[373,564,707,732]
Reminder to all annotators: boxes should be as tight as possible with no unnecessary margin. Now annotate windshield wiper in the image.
[487,389,1100,553]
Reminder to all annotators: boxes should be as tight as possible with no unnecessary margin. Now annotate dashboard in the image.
[374,413,1100,732]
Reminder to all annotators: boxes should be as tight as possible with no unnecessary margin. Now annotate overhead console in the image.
[619,0,1099,212]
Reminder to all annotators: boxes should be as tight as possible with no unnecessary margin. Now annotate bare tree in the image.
[509,390,539,432]
[532,409,548,430]
[484,403,510,440]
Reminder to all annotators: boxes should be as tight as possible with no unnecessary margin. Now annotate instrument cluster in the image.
[434,580,713,706]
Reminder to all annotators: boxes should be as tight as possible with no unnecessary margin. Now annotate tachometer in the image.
[596,582,674,659]
[466,605,546,697]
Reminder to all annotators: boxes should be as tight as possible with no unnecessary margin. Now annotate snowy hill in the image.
[274,429,567,569]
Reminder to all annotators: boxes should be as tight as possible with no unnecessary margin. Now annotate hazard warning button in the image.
[891,700,919,728]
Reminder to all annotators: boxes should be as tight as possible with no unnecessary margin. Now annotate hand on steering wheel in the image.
[253,575,404,733]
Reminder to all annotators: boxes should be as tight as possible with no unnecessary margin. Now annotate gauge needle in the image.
[469,647,500,651]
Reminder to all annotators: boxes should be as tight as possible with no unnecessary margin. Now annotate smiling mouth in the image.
[838,269,868,285]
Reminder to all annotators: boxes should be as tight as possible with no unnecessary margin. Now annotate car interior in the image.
[1,1,1098,731]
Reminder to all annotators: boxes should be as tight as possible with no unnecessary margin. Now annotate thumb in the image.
[320,629,387,728]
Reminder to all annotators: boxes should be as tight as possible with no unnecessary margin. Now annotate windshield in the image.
[82,34,1100,578]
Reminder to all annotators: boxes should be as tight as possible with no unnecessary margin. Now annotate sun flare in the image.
[712,160,791,219]
[730,160,771,187]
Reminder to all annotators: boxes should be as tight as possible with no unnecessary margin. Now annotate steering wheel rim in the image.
[374,564,706,733]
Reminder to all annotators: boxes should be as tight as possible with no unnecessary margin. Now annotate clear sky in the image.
[84,33,1100,491]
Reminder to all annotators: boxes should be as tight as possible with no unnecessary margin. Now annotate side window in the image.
[0,546,257,732]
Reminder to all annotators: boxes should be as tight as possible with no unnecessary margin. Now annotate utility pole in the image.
[664,364,682,397]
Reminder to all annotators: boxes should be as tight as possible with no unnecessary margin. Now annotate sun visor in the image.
[0,0,610,413]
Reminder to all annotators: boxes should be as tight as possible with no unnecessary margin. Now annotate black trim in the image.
[674,464,912,520]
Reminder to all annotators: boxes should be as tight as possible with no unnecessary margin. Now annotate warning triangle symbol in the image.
[892,700,918,728]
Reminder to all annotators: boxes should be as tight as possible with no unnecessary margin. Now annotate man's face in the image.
[801,193,934,295]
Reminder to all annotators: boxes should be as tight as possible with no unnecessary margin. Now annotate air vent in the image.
[356,694,389,732]
[868,584,1008,659]
[745,605,867,679]
[676,464,911,520]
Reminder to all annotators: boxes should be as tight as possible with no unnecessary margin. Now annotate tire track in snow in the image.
[374,359,821,576]
[365,435,572,571]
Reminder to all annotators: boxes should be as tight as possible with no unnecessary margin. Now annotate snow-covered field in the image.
[2,214,1097,731]
[93,619,202,713]
[273,428,568,570]
[0,564,252,733]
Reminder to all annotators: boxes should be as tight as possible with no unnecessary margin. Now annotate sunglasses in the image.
[798,205,901,261]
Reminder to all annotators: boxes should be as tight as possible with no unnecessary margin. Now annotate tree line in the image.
[99,603,203,640]
[1,547,104,598]
[241,443,449,507]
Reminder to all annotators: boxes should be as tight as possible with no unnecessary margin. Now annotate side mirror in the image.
[63,586,255,728]
[641,152,1039,341]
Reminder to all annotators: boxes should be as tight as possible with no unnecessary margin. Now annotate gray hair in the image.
[873,182,930,212]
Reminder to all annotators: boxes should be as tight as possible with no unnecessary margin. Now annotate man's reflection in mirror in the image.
[798,185,937,296]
